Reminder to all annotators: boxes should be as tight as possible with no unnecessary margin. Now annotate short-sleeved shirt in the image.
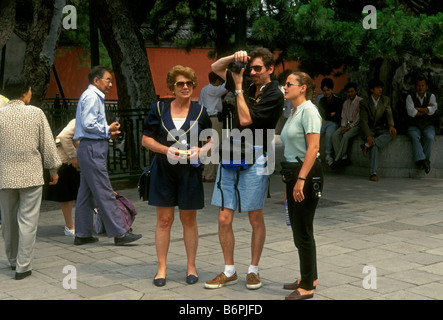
[143,100,212,149]
[280,100,322,162]
[142,100,212,209]
[225,70,284,152]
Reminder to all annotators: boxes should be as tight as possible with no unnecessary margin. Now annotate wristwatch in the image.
[235,89,244,95]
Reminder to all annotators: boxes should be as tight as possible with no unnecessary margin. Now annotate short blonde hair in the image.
[166,65,198,91]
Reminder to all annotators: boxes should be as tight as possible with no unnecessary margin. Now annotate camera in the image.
[312,176,322,198]
[228,61,248,74]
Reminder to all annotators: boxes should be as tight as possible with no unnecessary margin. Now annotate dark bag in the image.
[138,156,156,201]
[216,137,263,213]
[116,192,138,231]
[93,192,138,234]
[280,160,303,184]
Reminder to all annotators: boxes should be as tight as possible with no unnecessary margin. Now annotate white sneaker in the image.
[64,226,75,237]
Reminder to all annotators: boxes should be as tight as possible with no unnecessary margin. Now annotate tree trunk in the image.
[0,0,16,50]
[91,0,156,110]
[22,0,65,107]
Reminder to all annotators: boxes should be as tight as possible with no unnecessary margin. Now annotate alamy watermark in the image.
[62,5,77,30]
[62,265,77,289]
[164,126,276,175]
[362,5,377,30]
[362,265,377,290]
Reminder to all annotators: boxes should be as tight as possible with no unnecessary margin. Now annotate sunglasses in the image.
[284,82,303,88]
[174,81,195,88]
[249,65,265,72]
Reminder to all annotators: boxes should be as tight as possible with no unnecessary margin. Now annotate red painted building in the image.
[45,46,348,102]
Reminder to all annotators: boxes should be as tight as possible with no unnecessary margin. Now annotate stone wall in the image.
[273,134,443,179]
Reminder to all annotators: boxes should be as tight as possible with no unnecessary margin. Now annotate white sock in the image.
[248,265,259,275]
[223,265,236,277]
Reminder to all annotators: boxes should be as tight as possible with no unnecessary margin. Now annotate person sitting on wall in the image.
[359,79,397,182]
[318,78,342,166]
[331,82,362,168]
[405,76,438,174]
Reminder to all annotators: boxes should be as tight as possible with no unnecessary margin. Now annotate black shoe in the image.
[416,160,425,169]
[153,275,166,287]
[74,236,99,246]
[15,270,32,280]
[424,159,431,174]
[186,274,199,285]
[114,232,142,246]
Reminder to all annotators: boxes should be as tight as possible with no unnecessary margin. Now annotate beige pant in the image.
[0,186,42,273]
[203,116,223,180]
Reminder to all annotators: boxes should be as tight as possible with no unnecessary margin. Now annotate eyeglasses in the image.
[250,65,264,72]
[100,78,113,84]
[284,82,303,88]
[174,81,194,88]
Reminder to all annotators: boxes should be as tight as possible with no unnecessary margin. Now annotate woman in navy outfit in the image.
[142,65,213,287]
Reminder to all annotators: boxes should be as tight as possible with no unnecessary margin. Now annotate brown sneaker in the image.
[246,272,262,290]
[205,272,238,289]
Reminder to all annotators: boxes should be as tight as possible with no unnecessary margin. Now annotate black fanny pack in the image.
[280,160,303,184]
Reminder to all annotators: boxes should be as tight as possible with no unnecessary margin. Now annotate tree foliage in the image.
[250,0,443,76]
[147,0,443,78]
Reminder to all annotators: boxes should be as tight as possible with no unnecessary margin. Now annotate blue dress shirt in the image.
[73,84,111,140]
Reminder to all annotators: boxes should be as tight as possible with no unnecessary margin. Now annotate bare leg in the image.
[60,201,74,230]
[248,209,266,266]
[218,208,235,265]
[155,206,174,279]
[179,209,198,276]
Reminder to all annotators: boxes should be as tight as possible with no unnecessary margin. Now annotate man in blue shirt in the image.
[73,65,142,246]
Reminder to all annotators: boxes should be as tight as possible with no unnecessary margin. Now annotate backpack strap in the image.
[217,163,225,211]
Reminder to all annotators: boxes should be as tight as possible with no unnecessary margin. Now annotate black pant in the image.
[285,160,323,290]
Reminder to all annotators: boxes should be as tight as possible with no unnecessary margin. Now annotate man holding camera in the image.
[205,48,284,290]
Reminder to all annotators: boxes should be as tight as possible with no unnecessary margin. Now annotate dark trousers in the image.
[285,160,323,290]
[76,139,127,238]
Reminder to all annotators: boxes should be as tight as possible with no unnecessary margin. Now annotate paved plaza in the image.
[1,171,443,301]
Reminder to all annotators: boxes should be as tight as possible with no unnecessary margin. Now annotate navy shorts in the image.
[148,155,204,210]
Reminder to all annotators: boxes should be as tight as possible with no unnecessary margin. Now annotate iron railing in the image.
[41,98,152,180]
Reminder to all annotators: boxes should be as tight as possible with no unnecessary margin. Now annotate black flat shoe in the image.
[153,275,166,287]
[74,236,99,246]
[186,274,199,285]
[15,270,32,280]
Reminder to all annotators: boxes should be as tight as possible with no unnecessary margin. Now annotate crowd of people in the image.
[0,46,439,301]
[315,75,439,182]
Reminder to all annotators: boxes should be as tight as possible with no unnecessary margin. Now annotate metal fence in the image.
[41,98,151,180]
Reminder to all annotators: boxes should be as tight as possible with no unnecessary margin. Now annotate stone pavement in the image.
[1,172,443,301]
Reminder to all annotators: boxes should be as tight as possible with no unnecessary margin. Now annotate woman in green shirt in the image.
[280,72,323,300]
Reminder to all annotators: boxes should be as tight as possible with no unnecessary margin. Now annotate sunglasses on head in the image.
[174,81,194,88]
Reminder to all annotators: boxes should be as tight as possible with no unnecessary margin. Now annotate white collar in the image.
[88,84,105,99]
